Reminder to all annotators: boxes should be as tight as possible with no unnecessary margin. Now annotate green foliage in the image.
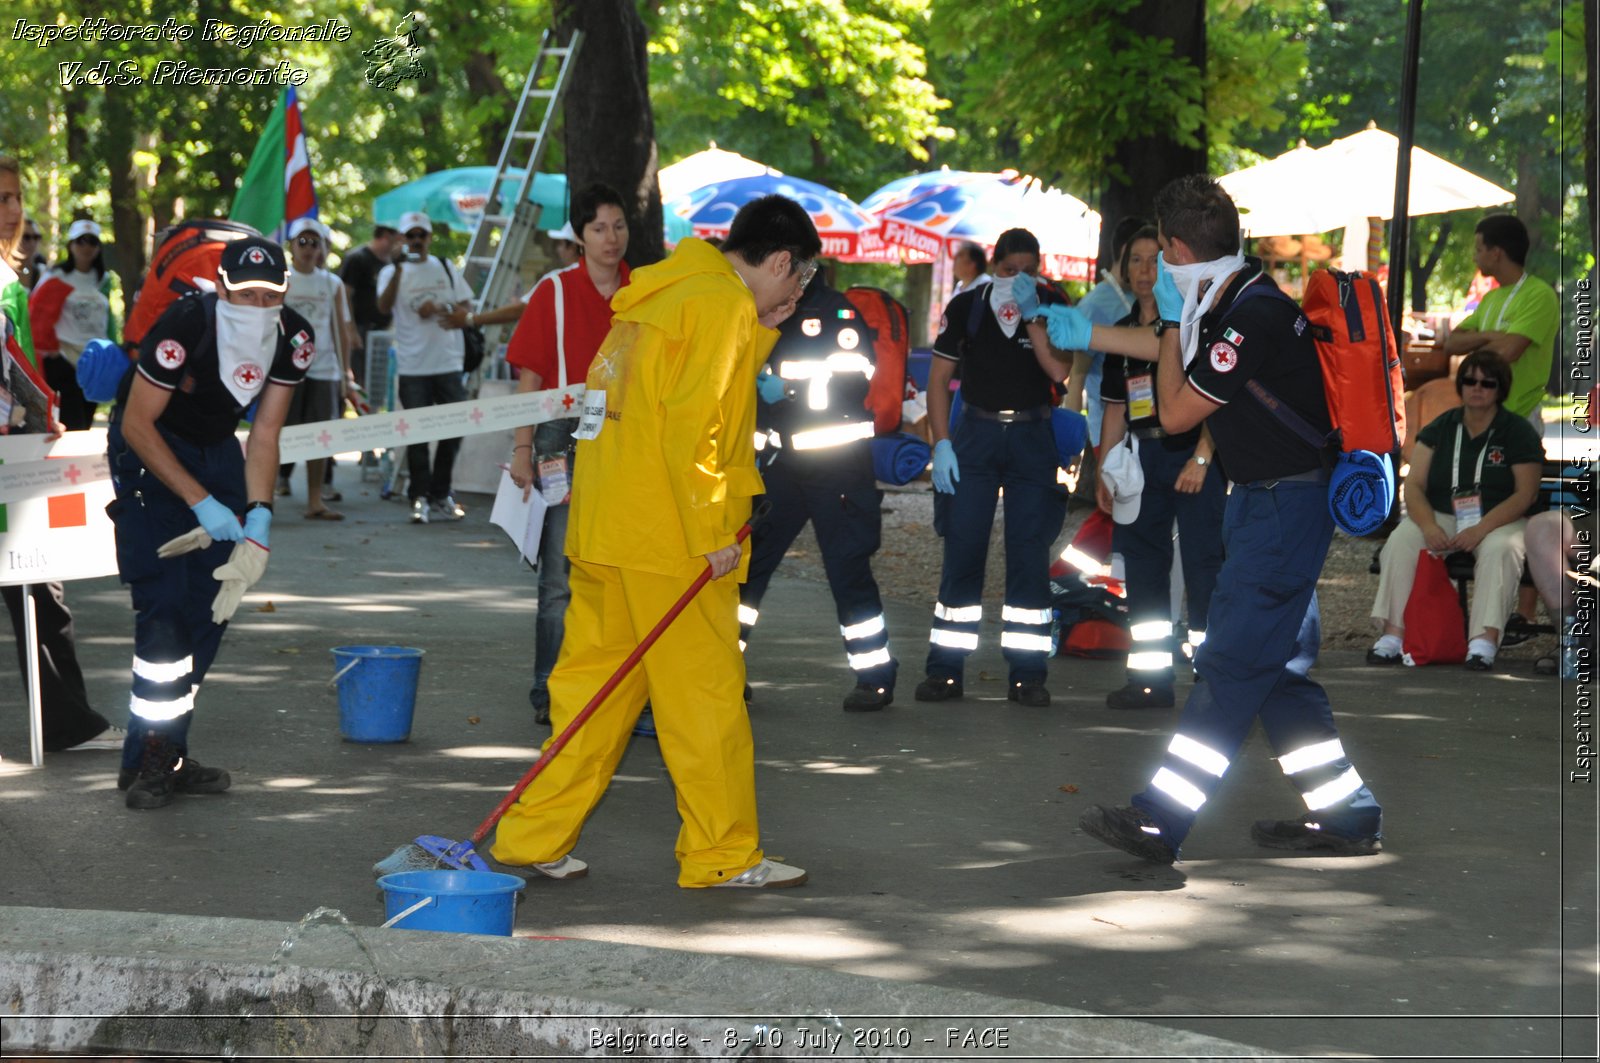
[647,0,951,199]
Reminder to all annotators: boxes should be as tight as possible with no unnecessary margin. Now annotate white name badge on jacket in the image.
[574,389,607,440]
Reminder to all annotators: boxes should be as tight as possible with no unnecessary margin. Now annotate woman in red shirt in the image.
[505,183,631,725]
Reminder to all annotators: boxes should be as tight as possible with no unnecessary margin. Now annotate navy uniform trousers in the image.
[739,442,895,689]
[106,418,245,776]
[927,416,1067,684]
[1132,478,1382,848]
[1116,438,1225,691]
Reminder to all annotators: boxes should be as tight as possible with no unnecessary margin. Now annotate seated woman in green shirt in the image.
[1369,350,1543,670]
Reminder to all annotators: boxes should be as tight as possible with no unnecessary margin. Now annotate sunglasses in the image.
[21,233,40,242]
[405,230,429,239]
[74,236,100,246]
[294,236,322,247]
[1461,376,1499,390]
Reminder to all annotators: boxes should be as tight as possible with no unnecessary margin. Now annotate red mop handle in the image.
[470,518,759,843]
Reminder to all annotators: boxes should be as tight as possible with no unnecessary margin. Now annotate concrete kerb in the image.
[0,906,1305,1060]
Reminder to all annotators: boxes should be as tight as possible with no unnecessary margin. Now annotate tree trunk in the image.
[1408,218,1451,313]
[101,92,145,299]
[464,52,512,165]
[1098,0,1207,272]
[555,0,664,266]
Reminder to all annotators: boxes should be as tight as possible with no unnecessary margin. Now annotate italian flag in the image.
[230,86,318,239]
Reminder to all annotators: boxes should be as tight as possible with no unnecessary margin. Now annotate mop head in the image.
[372,834,489,878]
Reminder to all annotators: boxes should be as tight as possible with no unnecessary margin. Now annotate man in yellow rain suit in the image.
[492,195,821,888]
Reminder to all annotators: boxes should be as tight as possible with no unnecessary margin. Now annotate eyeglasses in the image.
[794,257,818,288]
[1460,376,1499,390]
[294,236,322,247]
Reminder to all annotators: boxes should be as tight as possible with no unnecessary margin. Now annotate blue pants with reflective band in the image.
[1132,478,1381,847]
[741,443,894,687]
[1114,439,1225,689]
[926,416,1067,684]
[107,419,245,775]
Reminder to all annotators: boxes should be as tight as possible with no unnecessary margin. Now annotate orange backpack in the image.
[124,219,261,353]
[844,285,910,435]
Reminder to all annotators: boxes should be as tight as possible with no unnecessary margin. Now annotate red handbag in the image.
[1401,550,1467,665]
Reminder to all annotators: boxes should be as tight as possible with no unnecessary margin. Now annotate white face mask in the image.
[988,276,1024,339]
[1163,249,1247,368]
[214,298,281,407]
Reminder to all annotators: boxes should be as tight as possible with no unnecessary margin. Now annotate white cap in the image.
[67,219,102,243]
[286,217,328,242]
[546,221,577,243]
[398,211,432,235]
[1100,434,1145,525]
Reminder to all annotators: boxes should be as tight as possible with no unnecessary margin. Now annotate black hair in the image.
[1110,216,1150,259]
[570,182,627,239]
[721,194,821,270]
[1116,224,1161,280]
[1154,174,1240,260]
[374,224,398,238]
[1475,213,1530,267]
[956,241,987,274]
[1455,348,1512,402]
[992,228,1040,262]
[59,226,107,281]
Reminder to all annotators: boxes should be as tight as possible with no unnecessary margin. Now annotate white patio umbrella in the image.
[657,144,775,205]
[1221,124,1514,241]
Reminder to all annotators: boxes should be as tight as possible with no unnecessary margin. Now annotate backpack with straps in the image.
[124,219,261,354]
[843,285,910,435]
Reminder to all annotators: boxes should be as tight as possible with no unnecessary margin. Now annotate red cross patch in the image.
[245,247,267,265]
[155,339,186,370]
[1209,341,1239,373]
[997,301,1021,327]
[292,342,315,370]
[1487,445,1507,466]
[234,363,264,389]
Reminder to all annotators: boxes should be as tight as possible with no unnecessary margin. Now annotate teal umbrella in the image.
[372,168,695,242]
[373,168,568,231]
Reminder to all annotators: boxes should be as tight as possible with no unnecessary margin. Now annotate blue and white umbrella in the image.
[666,173,884,259]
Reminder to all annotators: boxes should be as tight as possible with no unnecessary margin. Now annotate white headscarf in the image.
[1163,250,1247,367]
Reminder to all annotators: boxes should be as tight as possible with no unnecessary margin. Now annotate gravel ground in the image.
[771,475,1561,671]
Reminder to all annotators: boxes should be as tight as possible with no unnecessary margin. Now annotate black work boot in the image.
[842,682,893,712]
[1105,683,1176,710]
[1007,680,1051,707]
[913,675,963,702]
[119,740,231,807]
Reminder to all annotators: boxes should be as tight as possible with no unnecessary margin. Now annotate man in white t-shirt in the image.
[377,210,474,524]
[283,218,359,519]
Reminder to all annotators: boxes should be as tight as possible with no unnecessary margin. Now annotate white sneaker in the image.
[410,498,429,524]
[528,855,587,880]
[711,859,807,888]
[432,496,466,520]
[66,725,127,751]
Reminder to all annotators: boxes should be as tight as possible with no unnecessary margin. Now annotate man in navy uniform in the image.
[1041,176,1382,862]
[106,235,313,810]
[740,274,897,710]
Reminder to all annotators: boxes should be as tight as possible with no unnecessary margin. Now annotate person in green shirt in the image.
[1443,213,1559,429]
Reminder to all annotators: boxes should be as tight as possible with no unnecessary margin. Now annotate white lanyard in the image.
[1490,274,1525,331]
[1451,421,1492,495]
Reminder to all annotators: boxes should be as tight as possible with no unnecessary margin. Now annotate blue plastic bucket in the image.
[377,870,525,936]
[330,645,424,743]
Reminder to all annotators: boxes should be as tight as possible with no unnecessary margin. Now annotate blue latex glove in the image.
[1155,255,1184,321]
[1013,274,1041,321]
[190,495,244,542]
[931,439,960,494]
[1036,305,1092,351]
[243,507,272,550]
[756,369,786,404]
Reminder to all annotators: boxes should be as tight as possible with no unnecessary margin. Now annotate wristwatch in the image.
[1192,455,1209,466]
[1155,319,1181,336]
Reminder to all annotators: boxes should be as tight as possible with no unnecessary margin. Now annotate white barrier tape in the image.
[0,388,586,504]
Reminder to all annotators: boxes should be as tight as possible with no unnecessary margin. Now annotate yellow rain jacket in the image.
[567,239,777,581]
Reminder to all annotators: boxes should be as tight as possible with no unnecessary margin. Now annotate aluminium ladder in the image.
[462,27,584,372]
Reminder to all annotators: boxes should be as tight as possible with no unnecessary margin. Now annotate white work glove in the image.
[157,527,213,558]
[210,539,270,624]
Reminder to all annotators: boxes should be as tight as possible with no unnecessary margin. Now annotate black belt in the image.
[965,405,1052,424]
[1132,425,1167,440]
[1237,467,1330,488]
